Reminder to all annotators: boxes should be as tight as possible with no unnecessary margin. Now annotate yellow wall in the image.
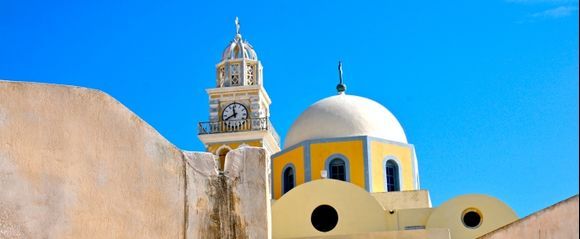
[396,208,434,230]
[294,229,451,239]
[426,194,518,239]
[372,190,431,211]
[272,146,305,199]
[369,140,415,192]
[272,180,388,238]
[207,140,262,154]
[310,140,365,189]
[272,137,417,199]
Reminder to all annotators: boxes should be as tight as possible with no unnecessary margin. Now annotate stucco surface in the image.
[371,190,431,210]
[426,194,518,239]
[184,148,271,239]
[0,80,270,239]
[284,94,407,148]
[297,228,451,239]
[272,179,387,238]
[478,195,579,239]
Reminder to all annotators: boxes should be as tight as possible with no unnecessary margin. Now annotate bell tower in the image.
[198,17,280,169]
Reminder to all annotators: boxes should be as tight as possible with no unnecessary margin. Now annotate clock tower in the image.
[198,17,280,170]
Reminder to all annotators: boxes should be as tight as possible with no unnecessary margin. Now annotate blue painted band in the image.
[323,153,351,182]
[304,143,312,182]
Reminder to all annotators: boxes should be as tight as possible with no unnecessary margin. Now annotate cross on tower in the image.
[235,17,240,35]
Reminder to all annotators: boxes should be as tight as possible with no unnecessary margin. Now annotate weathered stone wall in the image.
[0,80,269,239]
[478,195,579,239]
[184,149,270,239]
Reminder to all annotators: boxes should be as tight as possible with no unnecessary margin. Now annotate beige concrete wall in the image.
[299,228,451,239]
[478,195,579,239]
[371,190,432,210]
[370,190,433,231]
[0,80,269,239]
[396,208,434,231]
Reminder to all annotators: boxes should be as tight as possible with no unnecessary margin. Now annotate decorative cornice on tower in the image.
[216,17,263,88]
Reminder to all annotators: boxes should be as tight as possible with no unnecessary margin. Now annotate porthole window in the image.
[311,205,339,232]
[462,208,482,229]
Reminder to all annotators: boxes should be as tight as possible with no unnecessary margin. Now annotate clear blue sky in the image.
[1,0,578,217]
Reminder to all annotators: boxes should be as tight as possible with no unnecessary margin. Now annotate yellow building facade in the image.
[271,91,421,199]
[272,136,419,199]
[272,180,519,239]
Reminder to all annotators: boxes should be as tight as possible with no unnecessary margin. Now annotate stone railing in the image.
[198,117,280,145]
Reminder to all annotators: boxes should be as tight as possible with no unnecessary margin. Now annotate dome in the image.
[284,94,408,148]
[221,34,258,61]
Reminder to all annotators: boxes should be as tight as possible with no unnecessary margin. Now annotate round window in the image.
[462,208,482,229]
[311,205,339,232]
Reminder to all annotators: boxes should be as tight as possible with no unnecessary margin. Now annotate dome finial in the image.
[234,17,241,39]
[336,61,347,94]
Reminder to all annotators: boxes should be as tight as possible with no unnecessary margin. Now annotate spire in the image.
[336,61,347,94]
[234,17,242,40]
[216,17,261,87]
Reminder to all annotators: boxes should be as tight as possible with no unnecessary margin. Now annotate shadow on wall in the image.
[0,80,270,239]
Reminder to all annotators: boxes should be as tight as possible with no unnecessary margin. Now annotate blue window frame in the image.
[282,165,295,194]
[385,160,400,191]
[329,158,346,181]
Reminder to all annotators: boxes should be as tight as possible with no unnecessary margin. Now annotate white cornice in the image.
[206,85,272,105]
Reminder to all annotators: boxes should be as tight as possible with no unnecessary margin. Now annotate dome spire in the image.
[216,17,261,87]
[234,17,242,39]
[336,61,347,94]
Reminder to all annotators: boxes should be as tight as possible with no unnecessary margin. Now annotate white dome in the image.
[221,34,258,61]
[284,94,407,148]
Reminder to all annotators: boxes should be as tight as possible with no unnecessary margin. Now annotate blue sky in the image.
[1,0,578,217]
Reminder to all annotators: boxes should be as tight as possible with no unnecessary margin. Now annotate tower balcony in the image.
[198,117,280,145]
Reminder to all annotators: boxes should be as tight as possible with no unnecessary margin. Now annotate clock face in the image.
[221,103,248,127]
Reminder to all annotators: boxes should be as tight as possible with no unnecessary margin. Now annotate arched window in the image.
[217,147,230,171]
[283,166,295,194]
[329,158,346,181]
[385,160,400,191]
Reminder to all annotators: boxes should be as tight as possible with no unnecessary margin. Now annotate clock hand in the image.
[224,114,235,121]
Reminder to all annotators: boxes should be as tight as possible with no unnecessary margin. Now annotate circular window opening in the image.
[462,209,482,229]
[311,205,338,232]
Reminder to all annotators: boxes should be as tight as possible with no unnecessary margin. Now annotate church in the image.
[194,19,577,238]
[197,18,516,238]
[0,18,577,239]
